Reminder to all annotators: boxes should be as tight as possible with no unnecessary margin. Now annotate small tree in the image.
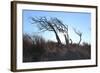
[73,28,82,45]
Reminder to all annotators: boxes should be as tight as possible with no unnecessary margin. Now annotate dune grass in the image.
[23,34,91,62]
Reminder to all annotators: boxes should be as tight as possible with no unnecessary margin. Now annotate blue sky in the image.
[23,10,91,44]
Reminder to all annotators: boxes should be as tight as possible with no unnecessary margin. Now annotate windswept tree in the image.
[73,28,82,45]
[31,17,62,44]
[31,17,72,45]
[50,18,70,46]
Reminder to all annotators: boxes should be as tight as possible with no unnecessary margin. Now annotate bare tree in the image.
[50,18,70,46]
[73,28,82,45]
[31,17,73,46]
[31,17,62,44]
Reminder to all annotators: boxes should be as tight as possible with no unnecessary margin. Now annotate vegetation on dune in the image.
[23,34,91,62]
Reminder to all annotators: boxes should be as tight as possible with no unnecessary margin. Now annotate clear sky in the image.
[23,10,91,44]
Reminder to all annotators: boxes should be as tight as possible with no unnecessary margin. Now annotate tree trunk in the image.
[48,22,61,44]
[78,36,82,45]
[54,30,62,44]
[70,39,73,44]
[64,34,69,46]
